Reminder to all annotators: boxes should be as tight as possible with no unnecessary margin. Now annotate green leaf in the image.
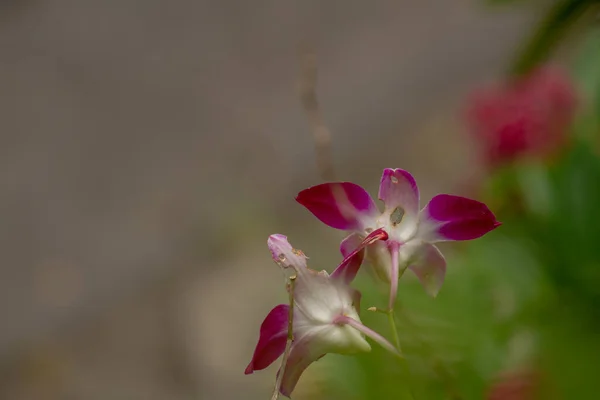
[509,0,596,76]
[571,26,600,143]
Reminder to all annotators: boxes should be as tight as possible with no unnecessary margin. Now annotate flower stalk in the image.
[271,275,296,400]
[387,311,401,353]
[387,310,416,400]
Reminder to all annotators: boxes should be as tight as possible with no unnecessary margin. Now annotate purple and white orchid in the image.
[296,168,500,305]
[245,234,398,397]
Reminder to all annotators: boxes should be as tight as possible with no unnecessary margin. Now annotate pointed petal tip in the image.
[423,283,441,298]
[268,233,288,240]
[279,388,289,397]
[267,234,309,270]
[245,304,289,374]
[267,234,290,260]
[422,194,501,241]
[244,364,254,375]
[268,233,289,245]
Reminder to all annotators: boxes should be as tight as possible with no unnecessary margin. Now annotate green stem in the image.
[509,0,595,77]
[387,309,416,400]
[387,310,402,352]
[271,276,296,400]
[388,264,409,352]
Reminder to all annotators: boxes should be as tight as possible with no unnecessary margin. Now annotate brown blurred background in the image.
[0,1,533,399]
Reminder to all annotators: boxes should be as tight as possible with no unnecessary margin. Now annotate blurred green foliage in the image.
[510,0,594,76]
[572,26,600,141]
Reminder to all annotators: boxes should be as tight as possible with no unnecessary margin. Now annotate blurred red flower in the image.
[467,66,577,168]
[486,368,540,400]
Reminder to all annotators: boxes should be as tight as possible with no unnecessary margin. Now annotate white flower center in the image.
[375,209,418,243]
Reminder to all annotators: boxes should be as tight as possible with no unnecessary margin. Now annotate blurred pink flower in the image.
[245,234,397,397]
[467,66,577,167]
[486,368,540,400]
[296,168,500,306]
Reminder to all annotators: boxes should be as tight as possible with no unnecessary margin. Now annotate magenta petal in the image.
[378,168,420,217]
[421,194,501,241]
[340,232,363,258]
[331,233,365,284]
[296,182,378,230]
[408,243,447,297]
[245,304,289,374]
[332,228,389,281]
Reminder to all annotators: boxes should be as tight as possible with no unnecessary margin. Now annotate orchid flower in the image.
[245,234,398,397]
[296,168,500,306]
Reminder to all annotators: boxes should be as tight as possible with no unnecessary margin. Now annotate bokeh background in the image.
[1,0,599,399]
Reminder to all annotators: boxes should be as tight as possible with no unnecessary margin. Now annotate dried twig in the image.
[297,44,335,181]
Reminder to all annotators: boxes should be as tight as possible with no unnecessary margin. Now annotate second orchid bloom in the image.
[296,168,500,306]
[245,234,398,397]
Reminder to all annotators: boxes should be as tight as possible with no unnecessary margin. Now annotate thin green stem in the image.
[383,254,416,399]
[509,0,595,77]
[271,276,296,400]
[387,264,409,352]
[387,309,416,400]
[387,310,402,352]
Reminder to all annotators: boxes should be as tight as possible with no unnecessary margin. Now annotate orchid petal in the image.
[419,194,501,242]
[279,334,325,397]
[268,234,308,271]
[333,228,388,283]
[339,232,364,259]
[365,240,394,283]
[408,243,447,297]
[378,168,420,223]
[296,182,379,230]
[330,233,365,284]
[292,268,355,325]
[350,288,362,315]
[281,316,370,396]
[245,304,289,374]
